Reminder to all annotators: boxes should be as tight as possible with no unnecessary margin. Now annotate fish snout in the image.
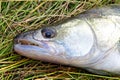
[14,31,35,43]
[14,33,22,44]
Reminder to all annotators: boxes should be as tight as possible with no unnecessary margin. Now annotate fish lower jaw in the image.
[14,44,46,53]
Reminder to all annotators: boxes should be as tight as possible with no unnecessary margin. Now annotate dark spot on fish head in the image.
[41,28,56,39]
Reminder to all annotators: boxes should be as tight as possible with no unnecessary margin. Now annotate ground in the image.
[0,1,120,79]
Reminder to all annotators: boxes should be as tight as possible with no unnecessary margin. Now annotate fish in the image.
[14,5,120,75]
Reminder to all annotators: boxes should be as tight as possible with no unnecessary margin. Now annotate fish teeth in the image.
[17,39,39,46]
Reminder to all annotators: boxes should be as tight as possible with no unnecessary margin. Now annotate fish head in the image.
[14,25,72,64]
[14,19,95,66]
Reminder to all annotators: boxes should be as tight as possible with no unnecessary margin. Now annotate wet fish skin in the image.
[14,5,120,75]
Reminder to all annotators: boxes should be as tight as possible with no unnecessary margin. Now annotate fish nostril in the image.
[14,35,20,39]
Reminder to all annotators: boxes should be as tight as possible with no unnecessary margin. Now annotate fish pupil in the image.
[45,31,52,38]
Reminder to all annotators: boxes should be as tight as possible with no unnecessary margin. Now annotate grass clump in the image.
[0,0,120,80]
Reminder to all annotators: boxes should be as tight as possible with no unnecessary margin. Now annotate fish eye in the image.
[41,28,56,38]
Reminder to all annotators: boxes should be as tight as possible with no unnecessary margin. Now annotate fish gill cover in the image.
[0,0,120,80]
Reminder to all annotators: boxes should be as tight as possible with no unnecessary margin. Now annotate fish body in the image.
[14,5,120,75]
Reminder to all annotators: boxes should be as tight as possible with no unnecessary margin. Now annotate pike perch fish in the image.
[14,5,120,75]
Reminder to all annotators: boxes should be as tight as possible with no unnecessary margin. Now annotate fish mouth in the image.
[14,38,51,56]
[15,39,37,46]
[14,38,54,61]
[14,39,43,48]
[13,37,52,56]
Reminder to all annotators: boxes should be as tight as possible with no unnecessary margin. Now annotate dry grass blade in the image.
[0,0,120,80]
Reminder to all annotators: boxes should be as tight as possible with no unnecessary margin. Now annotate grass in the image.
[0,0,120,80]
